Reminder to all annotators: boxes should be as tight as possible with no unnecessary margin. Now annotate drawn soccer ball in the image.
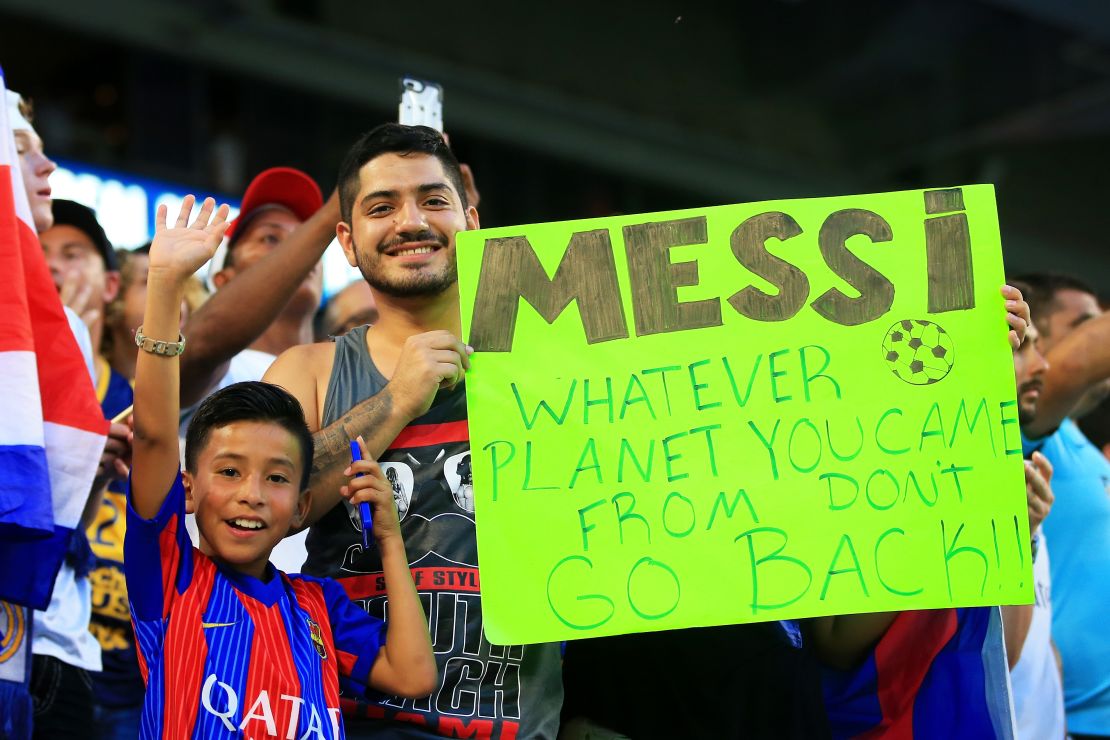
[881,319,954,385]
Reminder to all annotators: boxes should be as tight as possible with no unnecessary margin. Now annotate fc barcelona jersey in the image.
[124,473,387,739]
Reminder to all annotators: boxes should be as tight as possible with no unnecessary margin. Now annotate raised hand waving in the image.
[148,195,230,283]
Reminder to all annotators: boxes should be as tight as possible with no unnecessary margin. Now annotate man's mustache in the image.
[1019,378,1044,396]
[379,230,449,253]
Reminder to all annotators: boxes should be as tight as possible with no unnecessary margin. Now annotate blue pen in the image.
[350,440,373,550]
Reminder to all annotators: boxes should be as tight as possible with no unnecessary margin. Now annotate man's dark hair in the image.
[184,381,314,491]
[1009,272,1097,336]
[337,123,467,222]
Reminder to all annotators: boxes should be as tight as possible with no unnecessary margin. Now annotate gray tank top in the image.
[309,325,563,739]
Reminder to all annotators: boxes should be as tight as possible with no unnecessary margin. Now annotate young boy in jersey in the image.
[126,196,436,739]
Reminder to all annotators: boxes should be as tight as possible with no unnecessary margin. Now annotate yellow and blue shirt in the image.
[87,356,141,707]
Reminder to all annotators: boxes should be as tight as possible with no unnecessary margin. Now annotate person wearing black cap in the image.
[35,200,138,740]
[40,199,121,389]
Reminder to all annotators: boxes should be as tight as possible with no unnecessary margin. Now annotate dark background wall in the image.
[2,0,1108,290]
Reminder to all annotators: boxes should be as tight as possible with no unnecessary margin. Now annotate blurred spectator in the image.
[82,244,142,740]
[9,90,54,232]
[40,200,120,385]
[1019,274,1110,435]
[100,245,205,380]
[1001,287,1064,739]
[317,277,378,339]
[100,248,149,381]
[1016,272,1110,739]
[177,167,337,573]
[40,201,142,740]
[9,89,129,740]
[179,166,327,409]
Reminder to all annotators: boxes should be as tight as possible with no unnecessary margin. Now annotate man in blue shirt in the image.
[1015,272,1110,739]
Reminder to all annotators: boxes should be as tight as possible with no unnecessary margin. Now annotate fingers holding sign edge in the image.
[1001,284,1031,350]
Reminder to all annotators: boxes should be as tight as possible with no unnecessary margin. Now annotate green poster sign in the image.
[457,185,1031,646]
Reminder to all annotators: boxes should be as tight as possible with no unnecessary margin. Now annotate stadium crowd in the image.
[4,78,1110,740]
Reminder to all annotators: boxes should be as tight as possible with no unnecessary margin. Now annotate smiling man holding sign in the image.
[265,124,565,739]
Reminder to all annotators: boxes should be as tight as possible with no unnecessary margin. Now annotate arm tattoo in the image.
[309,388,394,479]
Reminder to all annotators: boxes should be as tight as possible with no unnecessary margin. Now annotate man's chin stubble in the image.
[363,272,455,298]
[359,258,458,298]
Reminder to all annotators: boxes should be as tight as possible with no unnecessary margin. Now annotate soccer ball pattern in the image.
[881,319,954,385]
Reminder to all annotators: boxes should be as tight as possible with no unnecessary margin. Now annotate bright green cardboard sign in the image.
[456,185,1031,646]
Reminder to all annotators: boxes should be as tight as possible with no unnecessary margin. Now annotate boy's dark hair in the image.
[337,123,467,223]
[184,381,314,491]
[1009,272,1097,336]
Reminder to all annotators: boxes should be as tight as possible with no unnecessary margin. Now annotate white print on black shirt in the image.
[381,461,414,520]
[443,451,475,514]
[347,553,523,722]
[370,593,524,721]
[344,461,414,530]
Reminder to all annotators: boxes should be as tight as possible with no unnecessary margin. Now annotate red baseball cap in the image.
[224,166,324,243]
[206,167,324,290]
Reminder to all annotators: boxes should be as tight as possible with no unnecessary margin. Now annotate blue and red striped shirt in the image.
[124,473,386,739]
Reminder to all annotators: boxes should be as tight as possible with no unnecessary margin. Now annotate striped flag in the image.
[823,607,1017,739]
[0,68,107,610]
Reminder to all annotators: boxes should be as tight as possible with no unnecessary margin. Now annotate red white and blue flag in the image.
[0,67,107,609]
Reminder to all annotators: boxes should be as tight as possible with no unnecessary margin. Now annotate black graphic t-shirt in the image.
[307,325,562,739]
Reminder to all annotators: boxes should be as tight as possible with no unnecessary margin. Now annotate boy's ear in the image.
[292,487,312,529]
[182,471,196,514]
